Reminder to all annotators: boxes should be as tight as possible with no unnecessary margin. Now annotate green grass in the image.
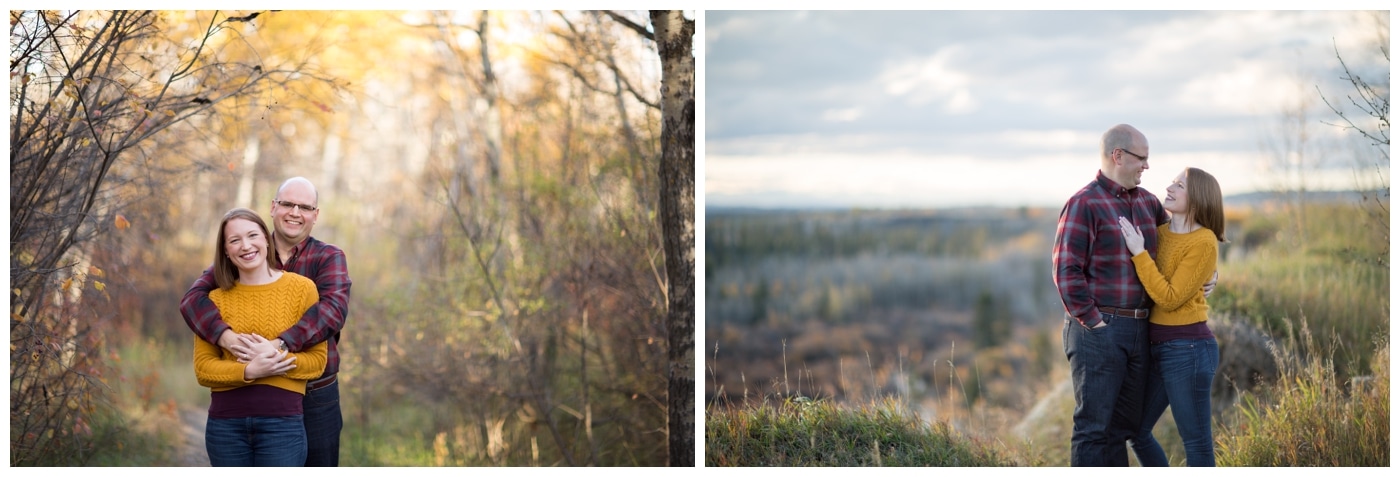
[83,411,183,466]
[1214,203,1389,376]
[341,400,445,466]
[706,396,1018,466]
[1216,330,1389,466]
[1208,202,1389,466]
[65,337,204,466]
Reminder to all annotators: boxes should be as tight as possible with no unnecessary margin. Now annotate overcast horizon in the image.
[704,10,1391,210]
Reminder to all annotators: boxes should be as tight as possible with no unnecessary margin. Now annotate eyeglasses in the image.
[274,199,318,213]
[1118,148,1148,161]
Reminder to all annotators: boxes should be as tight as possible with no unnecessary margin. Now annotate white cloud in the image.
[879,46,979,114]
[706,11,1386,209]
[1174,60,1300,115]
[995,129,1100,152]
[822,107,863,122]
[707,153,1111,209]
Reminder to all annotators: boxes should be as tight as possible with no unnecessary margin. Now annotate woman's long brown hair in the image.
[1185,167,1228,243]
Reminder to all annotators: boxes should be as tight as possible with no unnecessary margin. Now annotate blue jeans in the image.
[1063,312,1150,466]
[1130,337,1219,467]
[206,415,306,466]
[303,377,343,466]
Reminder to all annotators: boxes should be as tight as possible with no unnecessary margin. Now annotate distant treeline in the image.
[706,207,1055,274]
[705,207,1062,327]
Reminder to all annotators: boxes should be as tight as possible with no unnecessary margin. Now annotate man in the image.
[181,177,351,466]
[1052,124,1166,466]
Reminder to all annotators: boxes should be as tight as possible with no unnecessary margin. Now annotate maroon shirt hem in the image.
[209,385,304,418]
[1148,321,1214,344]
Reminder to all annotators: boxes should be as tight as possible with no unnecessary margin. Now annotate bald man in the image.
[1052,124,1166,466]
[181,176,352,466]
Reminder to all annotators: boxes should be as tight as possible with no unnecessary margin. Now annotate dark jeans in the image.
[1130,337,1220,467]
[206,415,306,466]
[303,377,344,467]
[1063,312,1150,466]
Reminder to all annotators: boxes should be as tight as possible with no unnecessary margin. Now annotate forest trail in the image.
[175,405,210,466]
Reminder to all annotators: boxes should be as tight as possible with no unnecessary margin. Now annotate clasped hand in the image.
[225,332,296,380]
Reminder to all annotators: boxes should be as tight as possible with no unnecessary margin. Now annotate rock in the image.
[1211,317,1280,413]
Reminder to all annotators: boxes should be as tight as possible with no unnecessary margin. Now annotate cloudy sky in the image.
[704,10,1390,209]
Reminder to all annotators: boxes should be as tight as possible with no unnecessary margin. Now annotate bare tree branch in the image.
[604,10,652,41]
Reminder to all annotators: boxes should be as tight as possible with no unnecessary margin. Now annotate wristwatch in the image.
[276,340,288,352]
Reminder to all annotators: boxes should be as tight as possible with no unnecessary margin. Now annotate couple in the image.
[1053,124,1226,467]
[180,177,352,466]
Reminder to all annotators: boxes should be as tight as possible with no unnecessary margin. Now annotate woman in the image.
[193,208,327,466]
[1117,167,1226,466]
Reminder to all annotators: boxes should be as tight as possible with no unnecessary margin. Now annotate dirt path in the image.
[175,405,210,466]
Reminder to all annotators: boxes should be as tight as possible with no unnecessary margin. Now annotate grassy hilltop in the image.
[705,200,1389,466]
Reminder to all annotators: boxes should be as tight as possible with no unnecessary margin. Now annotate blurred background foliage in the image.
[11,10,673,466]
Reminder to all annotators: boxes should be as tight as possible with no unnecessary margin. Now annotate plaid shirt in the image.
[180,235,351,378]
[1053,171,1168,328]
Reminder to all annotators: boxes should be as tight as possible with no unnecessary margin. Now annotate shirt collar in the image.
[1095,170,1137,198]
[282,236,315,266]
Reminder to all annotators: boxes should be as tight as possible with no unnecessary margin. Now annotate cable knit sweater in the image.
[193,271,326,394]
[1130,225,1218,327]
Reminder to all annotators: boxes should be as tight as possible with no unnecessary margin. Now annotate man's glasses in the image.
[1118,148,1148,161]
[274,199,318,213]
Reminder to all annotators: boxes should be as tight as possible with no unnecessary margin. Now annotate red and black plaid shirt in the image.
[1053,171,1168,328]
[181,235,351,378]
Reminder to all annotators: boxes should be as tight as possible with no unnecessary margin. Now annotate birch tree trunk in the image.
[649,9,695,468]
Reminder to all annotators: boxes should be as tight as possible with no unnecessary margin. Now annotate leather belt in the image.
[1097,306,1150,319]
[307,374,337,392]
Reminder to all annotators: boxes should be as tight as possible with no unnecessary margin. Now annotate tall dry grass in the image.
[1216,326,1389,466]
[706,395,1019,466]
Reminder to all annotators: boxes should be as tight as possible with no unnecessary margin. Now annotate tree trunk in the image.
[235,135,260,209]
[650,9,695,468]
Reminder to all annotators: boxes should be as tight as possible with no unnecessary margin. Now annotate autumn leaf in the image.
[89,266,105,278]
[61,278,73,291]
[94,281,106,292]
[114,214,130,230]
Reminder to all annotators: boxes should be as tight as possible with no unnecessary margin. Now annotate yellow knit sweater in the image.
[193,271,326,394]
[1131,225,1218,326]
